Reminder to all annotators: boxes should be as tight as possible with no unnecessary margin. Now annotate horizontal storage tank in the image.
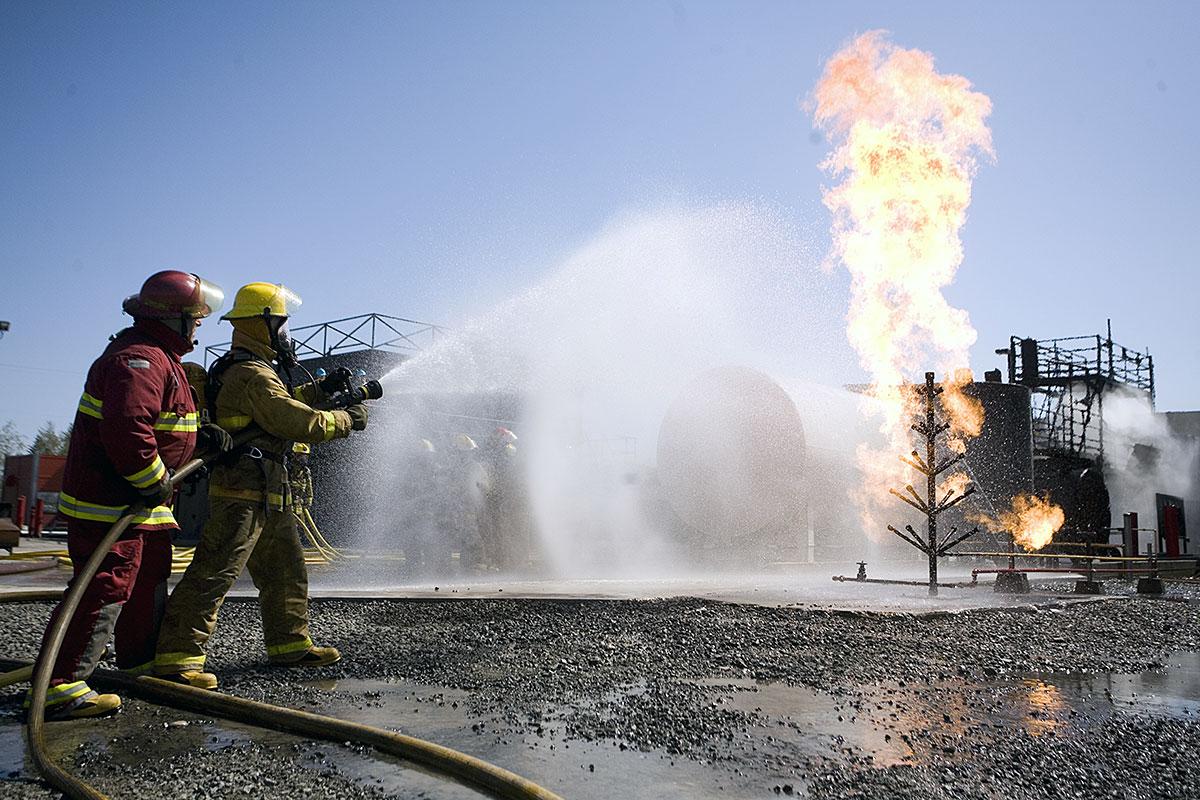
[656,366,807,544]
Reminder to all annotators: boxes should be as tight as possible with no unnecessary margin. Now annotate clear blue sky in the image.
[2,1,1197,441]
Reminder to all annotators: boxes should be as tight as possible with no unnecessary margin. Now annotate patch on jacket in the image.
[126,358,152,369]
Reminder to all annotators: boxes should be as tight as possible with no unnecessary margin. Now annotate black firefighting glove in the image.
[197,422,234,456]
[138,475,174,507]
[319,367,353,395]
[346,403,369,431]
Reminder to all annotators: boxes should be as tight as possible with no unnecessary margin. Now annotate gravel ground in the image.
[2,593,1199,798]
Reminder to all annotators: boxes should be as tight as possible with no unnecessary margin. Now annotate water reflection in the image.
[1019,679,1065,736]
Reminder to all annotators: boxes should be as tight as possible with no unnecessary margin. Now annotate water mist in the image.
[357,203,872,582]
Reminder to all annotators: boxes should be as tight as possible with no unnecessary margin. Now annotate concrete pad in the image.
[0,547,1098,614]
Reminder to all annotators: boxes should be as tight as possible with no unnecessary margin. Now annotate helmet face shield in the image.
[274,285,302,317]
[195,278,225,319]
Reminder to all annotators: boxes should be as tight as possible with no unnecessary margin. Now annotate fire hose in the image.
[3,650,563,800]
[24,446,216,800]
[15,378,565,800]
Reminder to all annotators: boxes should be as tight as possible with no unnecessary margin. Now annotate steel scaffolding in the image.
[204,313,448,366]
[1001,321,1154,462]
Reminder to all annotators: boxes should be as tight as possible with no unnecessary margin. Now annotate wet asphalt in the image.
[1,588,1199,799]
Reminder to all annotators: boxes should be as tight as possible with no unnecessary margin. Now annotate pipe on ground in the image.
[972,567,1163,577]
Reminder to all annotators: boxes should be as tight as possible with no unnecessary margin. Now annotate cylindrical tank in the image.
[656,366,807,544]
[958,381,1035,517]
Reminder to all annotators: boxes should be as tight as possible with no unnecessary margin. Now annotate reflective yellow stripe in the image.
[59,492,124,522]
[266,637,313,657]
[121,661,155,676]
[78,392,104,420]
[209,487,287,506]
[45,681,91,706]
[321,410,337,441]
[216,414,253,431]
[153,411,199,432]
[124,456,167,489]
[59,492,176,527]
[154,653,207,670]
[129,508,177,527]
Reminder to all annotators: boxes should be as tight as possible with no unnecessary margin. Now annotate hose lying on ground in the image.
[22,451,213,800]
[0,655,564,800]
[0,664,33,689]
[14,421,564,799]
[0,558,59,577]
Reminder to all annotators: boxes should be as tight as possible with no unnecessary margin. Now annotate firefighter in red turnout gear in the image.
[31,271,229,720]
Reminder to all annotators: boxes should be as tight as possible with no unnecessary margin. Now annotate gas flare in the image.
[941,368,984,452]
[970,493,1066,551]
[937,470,971,500]
[811,31,993,529]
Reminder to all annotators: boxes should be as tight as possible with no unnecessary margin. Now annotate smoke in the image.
[1102,387,1200,533]
[368,203,859,579]
[810,31,995,533]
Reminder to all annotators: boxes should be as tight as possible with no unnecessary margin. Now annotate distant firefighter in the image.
[444,433,490,572]
[402,437,449,575]
[482,427,527,571]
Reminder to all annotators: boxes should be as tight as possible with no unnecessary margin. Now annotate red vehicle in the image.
[2,453,67,531]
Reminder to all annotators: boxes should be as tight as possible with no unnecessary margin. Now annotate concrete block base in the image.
[1136,577,1165,595]
[993,571,1031,594]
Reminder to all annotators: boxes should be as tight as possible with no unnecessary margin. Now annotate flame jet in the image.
[971,493,1066,551]
[811,31,994,531]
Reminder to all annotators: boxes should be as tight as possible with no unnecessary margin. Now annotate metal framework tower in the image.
[1000,321,1154,464]
[204,312,447,365]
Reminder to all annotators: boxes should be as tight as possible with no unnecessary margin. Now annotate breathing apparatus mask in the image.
[265,312,297,366]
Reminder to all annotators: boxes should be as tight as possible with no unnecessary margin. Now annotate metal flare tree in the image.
[886,372,979,596]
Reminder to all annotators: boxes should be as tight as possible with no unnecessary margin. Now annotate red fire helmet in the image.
[122,271,225,320]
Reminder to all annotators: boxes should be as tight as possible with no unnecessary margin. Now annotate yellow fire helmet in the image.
[221,283,303,321]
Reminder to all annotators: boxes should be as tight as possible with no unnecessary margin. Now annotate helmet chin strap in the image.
[156,314,198,345]
[183,313,198,346]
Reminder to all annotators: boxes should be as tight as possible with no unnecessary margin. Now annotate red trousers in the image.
[40,519,174,684]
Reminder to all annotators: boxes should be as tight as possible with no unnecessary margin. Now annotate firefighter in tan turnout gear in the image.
[154,283,369,687]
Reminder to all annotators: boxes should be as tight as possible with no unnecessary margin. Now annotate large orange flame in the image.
[970,493,1066,551]
[811,31,993,531]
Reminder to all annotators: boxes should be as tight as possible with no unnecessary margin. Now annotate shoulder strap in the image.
[205,348,264,409]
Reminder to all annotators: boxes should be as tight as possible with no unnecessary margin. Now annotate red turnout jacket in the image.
[60,319,199,530]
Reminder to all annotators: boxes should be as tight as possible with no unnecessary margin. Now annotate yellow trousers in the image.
[155,496,312,672]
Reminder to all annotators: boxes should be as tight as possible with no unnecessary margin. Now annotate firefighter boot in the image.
[155,669,219,690]
[269,645,341,668]
[32,683,123,722]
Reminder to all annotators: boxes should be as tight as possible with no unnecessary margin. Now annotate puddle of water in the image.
[3,653,1196,796]
[690,677,916,767]
[686,650,1200,768]
[300,677,756,799]
[1036,650,1200,720]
